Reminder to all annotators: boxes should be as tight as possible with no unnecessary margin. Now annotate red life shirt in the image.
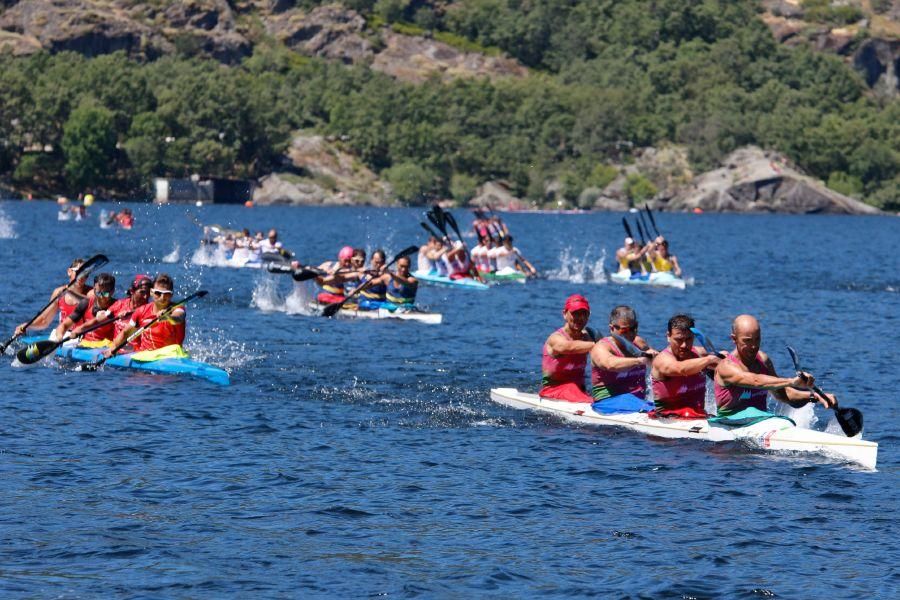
[129,302,186,351]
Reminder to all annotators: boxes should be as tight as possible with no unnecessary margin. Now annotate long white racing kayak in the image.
[308,302,442,324]
[413,270,489,290]
[490,388,877,469]
[610,269,686,289]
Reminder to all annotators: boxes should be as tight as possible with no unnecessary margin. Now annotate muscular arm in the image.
[591,341,647,372]
[715,354,798,392]
[546,332,595,356]
[762,356,815,405]
[652,346,717,379]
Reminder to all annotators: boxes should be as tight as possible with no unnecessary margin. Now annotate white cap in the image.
[624,237,634,245]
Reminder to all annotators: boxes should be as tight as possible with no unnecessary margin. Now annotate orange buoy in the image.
[244,200,254,208]
[692,207,703,214]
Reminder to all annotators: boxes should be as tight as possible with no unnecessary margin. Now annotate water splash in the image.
[546,247,608,284]
[162,243,180,264]
[250,277,315,315]
[191,244,229,267]
[187,327,264,370]
[0,207,17,239]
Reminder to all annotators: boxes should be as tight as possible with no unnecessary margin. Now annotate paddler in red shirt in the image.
[15,258,92,340]
[53,273,117,344]
[104,274,185,354]
[650,314,721,418]
[539,294,598,403]
[71,274,152,343]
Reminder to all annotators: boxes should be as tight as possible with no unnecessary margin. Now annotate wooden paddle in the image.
[786,346,863,438]
[321,246,418,318]
[16,308,136,365]
[80,290,208,371]
[1,254,109,354]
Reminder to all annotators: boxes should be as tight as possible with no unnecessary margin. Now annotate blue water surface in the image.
[0,200,897,598]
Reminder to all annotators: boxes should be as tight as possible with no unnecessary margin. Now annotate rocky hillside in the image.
[0,1,527,82]
[761,0,899,98]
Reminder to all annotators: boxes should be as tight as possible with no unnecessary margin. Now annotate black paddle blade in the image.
[395,245,420,261]
[77,254,109,278]
[266,263,294,275]
[444,211,464,241]
[645,205,660,236]
[786,346,801,372]
[621,217,634,240]
[292,269,322,282]
[835,407,863,437]
[16,340,60,364]
[610,333,644,359]
[321,302,343,318]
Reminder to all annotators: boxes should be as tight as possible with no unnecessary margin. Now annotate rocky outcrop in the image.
[253,133,392,205]
[0,0,251,62]
[371,31,528,83]
[760,1,900,97]
[469,180,528,210]
[854,37,900,94]
[264,4,374,64]
[662,146,881,215]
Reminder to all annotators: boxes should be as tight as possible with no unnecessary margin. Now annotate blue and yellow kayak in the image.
[19,336,230,386]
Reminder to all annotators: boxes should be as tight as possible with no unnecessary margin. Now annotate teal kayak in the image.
[19,336,230,386]
[412,270,489,290]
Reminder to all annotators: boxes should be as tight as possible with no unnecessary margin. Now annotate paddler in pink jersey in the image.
[539,294,597,403]
[713,314,834,416]
[590,305,657,400]
[650,314,721,418]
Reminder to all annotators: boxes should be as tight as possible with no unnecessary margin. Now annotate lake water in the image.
[0,200,897,598]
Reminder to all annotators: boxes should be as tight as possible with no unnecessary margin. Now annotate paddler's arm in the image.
[591,340,649,372]
[53,297,90,340]
[761,356,835,409]
[652,346,720,378]
[104,326,135,357]
[670,255,682,277]
[715,353,807,392]
[546,332,595,356]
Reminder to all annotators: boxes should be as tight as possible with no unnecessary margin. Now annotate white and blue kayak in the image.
[413,270,489,291]
[610,269,686,289]
[19,336,230,386]
[307,302,442,324]
[490,388,877,470]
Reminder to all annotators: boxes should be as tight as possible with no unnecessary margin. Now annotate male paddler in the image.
[590,305,656,400]
[14,258,93,340]
[650,314,721,417]
[104,274,185,355]
[540,294,597,402]
[713,314,834,416]
[53,273,117,344]
[316,246,358,304]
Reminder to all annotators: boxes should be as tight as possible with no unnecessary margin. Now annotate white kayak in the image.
[610,269,686,289]
[490,388,877,470]
[308,302,442,324]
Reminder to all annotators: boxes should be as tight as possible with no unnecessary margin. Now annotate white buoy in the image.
[195,201,203,207]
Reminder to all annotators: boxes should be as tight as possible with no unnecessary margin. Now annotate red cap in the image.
[564,294,590,313]
[131,274,151,289]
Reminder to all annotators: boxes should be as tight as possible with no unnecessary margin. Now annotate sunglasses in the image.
[151,288,173,297]
[95,290,112,298]
[611,323,636,333]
